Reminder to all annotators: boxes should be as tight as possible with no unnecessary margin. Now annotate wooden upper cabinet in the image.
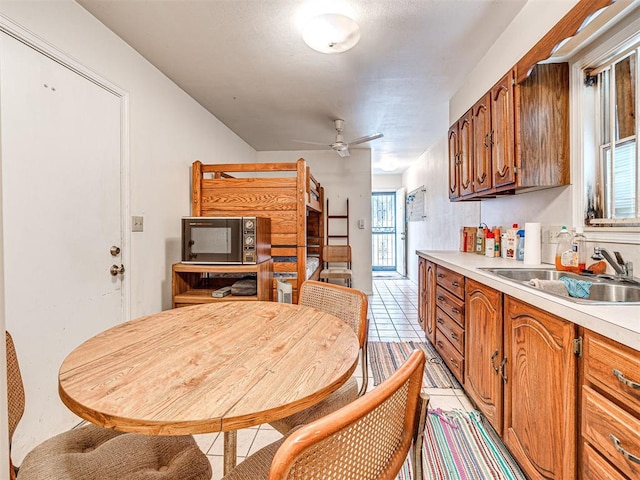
[448,110,473,200]
[448,124,460,200]
[491,70,516,189]
[503,296,577,480]
[449,62,569,201]
[458,110,474,197]
[472,93,492,194]
[514,62,570,190]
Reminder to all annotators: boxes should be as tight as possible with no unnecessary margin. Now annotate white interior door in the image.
[1,32,124,462]
[395,187,406,276]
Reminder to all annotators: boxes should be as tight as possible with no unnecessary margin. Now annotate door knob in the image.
[110,264,125,276]
[110,246,121,256]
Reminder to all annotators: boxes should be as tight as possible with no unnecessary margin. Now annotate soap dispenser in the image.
[555,226,573,271]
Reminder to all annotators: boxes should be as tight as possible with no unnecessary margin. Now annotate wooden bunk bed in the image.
[191,158,324,303]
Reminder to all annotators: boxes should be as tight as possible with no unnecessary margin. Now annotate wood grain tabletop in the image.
[58,301,359,435]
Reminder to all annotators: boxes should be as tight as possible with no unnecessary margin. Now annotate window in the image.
[584,44,639,226]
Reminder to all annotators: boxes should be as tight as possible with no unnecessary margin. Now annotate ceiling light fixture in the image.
[302,13,361,54]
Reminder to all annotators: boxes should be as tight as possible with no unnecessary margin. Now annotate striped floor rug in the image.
[416,409,526,480]
[369,341,461,389]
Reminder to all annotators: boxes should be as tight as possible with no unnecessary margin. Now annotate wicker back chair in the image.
[269,280,369,434]
[5,331,212,480]
[224,349,428,480]
[299,280,369,394]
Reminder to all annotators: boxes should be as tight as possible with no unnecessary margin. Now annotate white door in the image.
[395,188,406,276]
[1,33,125,461]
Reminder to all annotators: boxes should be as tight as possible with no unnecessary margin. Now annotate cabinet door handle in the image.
[450,332,459,341]
[437,273,445,278]
[436,341,444,349]
[499,357,508,383]
[450,358,459,369]
[437,296,445,301]
[610,434,640,464]
[437,317,444,325]
[451,308,461,315]
[613,369,640,390]
[490,350,499,374]
[451,281,460,287]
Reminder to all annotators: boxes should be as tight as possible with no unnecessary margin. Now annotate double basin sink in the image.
[480,268,640,304]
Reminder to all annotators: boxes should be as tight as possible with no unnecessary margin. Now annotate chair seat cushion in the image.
[17,424,212,480]
[319,268,353,279]
[222,426,305,480]
[270,376,359,435]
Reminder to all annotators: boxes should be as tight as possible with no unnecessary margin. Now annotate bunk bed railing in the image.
[191,158,324,302]
[193,159,322,216]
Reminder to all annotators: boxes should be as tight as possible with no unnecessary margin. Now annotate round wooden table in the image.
[58,301,359,474]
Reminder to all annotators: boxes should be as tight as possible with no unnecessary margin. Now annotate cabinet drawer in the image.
[435,329,464,383]
[436,307,464,354]
[582,385,640,479]
[435,265,465,298]
[584,331,640,415]
[436,285,465,327]
[583,443,628,480]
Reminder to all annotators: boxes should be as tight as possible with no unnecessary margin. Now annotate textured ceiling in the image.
[77,0,527,174]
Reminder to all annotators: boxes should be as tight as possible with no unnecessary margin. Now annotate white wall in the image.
[372,174,403,191]
[451,0,640,273]
[256,150,373,294]
[404,0,640,281]
[450,0,580,120]
[402,138,479,281]
[404,0,590,281]
[0,1,257,316]
[0,0,256,462]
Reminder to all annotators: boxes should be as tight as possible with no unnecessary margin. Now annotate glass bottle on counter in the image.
[475,225,486,255]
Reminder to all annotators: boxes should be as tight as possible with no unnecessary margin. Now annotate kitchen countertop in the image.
[416,250,640,351]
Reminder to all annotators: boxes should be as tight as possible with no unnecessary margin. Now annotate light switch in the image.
[357,219,365,229]
[132,216,144,232]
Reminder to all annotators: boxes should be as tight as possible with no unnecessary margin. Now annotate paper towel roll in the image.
[523,222,541,265]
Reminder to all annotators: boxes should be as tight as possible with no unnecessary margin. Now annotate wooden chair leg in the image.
[412,390,430,480]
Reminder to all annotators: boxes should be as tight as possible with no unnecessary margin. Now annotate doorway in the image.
[371,192,397,271]
[1,29,128,461]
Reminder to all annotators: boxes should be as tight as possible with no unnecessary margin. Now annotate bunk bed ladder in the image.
[326,198,349,245]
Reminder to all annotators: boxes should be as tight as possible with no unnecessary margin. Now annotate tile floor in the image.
[198,274,475,479]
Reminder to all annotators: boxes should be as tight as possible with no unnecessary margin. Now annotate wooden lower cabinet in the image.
[582,443,627,480]
[503,296,577,480]
[425,260,437,344]
[418,257,426,330]
[464,279,503,435]
[418,255,640,480]
[581,330,640,480]
[417,257,437,344]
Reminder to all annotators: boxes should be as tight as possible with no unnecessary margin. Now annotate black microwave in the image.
[181,217,270,264]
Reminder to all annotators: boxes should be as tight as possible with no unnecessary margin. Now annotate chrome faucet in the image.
[592,247,634,279]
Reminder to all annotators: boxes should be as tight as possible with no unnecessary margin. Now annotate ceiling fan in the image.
[295,119,383,157]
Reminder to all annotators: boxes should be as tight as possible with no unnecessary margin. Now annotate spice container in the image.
[485,231,496,257]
